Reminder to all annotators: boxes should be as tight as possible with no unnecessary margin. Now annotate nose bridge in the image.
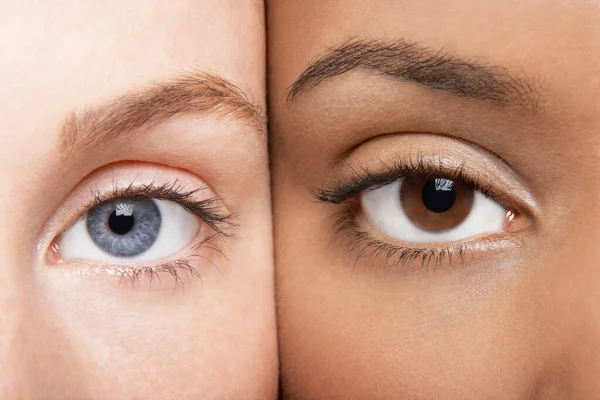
[562,289,600,397]
[0,169,28,395]
[0,189,39,398]
[0,258,32,398]
[0,172,69,398]
[554,214,600,395]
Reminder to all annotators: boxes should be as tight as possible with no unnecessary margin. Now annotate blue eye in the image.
[87,197,162,258]
[59,197,201,263]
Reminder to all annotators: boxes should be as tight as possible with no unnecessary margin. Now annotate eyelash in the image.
[327,209,517,272]
[59,179,234,286]
[85,179,235,236]
[314,156,519,271]
[314,156,505,205]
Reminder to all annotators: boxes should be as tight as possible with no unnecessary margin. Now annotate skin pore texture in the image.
[0,1,277,399]
[269,1,600,399]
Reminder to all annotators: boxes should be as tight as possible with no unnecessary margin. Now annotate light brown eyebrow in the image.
[59,72,264,155]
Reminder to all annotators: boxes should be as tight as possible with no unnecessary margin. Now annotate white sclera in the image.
[59,199,200,263]
[361,180,506,244]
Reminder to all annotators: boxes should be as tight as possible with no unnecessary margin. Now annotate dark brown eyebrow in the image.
[59,72,264,155]
[288,38,543,112]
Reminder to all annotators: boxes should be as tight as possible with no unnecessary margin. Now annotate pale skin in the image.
[0,1,276,399]
[269,0,600,398]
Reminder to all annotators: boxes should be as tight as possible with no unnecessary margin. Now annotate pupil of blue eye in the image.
[86,197,161,257]
[421,178,456,213]
[108,212,135,235]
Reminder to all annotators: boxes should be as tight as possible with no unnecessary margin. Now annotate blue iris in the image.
[86,197,161,257]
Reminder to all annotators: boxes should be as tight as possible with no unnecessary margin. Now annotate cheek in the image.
[28,258,278,399]
[278,260,548,398]
[274,184,563,399]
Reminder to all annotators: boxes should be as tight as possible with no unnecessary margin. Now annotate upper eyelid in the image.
[314,159,486,202]
[86,179,212,215]
[313,160,497,208]
[319,132,539,210]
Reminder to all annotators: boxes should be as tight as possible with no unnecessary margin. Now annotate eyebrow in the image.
[60,72,264,155]
[288,39,543,111]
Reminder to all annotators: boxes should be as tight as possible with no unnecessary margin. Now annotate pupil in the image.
[421,178,456,213]
[108,210,135,235]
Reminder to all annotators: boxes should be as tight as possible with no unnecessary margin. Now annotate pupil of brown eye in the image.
[421,178,456,213]
[400,178,474,232]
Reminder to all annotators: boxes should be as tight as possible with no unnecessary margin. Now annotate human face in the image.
[0,1,277,398]
[269,1,600,398]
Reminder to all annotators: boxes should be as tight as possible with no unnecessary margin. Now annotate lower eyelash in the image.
[330,209,468,272]
[75,232,226,289]
[115,258,200,287]
[331,209,516,272]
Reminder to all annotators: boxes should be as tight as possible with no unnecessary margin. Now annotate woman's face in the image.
[269,0,600,398]
[0,1,277,398]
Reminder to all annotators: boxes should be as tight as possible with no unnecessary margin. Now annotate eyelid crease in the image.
[333,130,515,169]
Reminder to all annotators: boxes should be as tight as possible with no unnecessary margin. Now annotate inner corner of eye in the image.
[45,238,63,265]
[53,196,201,264]
[503,209,532,233]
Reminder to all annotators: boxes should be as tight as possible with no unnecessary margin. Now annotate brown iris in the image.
[400,177,474,232]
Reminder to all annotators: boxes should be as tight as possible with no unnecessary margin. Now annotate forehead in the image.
[0,1,263,149]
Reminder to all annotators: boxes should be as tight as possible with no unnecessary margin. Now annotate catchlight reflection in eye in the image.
[58,197,200,263]
[361,177,509,243]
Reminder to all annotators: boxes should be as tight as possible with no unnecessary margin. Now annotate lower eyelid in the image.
[329,196,528,271]
[52,234,228,291]
[72,259,200,286]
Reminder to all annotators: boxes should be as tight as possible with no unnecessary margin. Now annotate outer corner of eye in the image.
[53,198,201,264]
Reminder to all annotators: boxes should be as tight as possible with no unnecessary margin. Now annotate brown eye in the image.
[362,175,511,244]
[400,178,474,232]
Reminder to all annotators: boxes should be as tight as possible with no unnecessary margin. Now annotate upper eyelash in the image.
[313,155,506,206]
[85,179,235,236]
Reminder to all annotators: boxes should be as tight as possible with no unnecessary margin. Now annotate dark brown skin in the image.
[268,1,600,398]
